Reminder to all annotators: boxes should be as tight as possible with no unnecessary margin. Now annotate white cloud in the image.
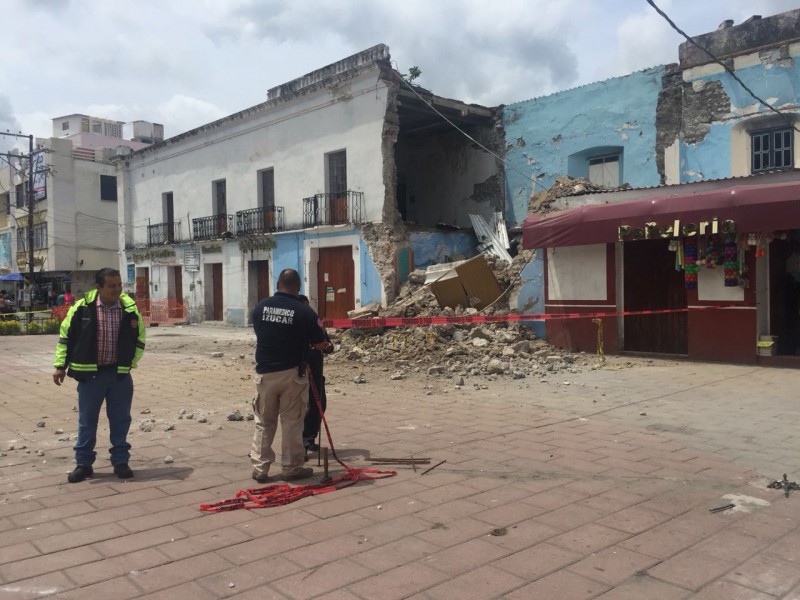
[2,0,798,141]
[156,95,228,135]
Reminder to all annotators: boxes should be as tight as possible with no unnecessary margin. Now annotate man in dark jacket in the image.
[53,268,146,483]
[251,269,326,483]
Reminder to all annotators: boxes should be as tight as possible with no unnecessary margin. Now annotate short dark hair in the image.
[277,269,301,292]
[95,268,121,287]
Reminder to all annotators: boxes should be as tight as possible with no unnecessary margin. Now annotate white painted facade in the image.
[118,47,393,324]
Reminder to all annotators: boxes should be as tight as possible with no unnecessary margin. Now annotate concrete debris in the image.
[353,374,367,384]
[211,352,224,358]
[36,449,44,456]
[529,175,630,214]
[227,410,244,422]
[198,416,208,423]
[36,421,45,428]
[55,428,64,434]
[164,455,174,464]
[139,420,155,432]
[245,414,254,421]
[390,372,404,380]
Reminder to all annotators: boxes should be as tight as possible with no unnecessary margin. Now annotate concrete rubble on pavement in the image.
[1,325,800,599]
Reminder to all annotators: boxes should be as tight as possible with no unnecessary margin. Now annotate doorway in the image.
[769,237,800,355]
[316,246,355,320]
[204,263,223,321]
[623,239,688,354]
[135,267,150,317]
[169,266,183,318]
[247,260,270,323]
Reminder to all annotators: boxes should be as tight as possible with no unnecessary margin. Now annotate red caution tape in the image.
[322,304,734,329]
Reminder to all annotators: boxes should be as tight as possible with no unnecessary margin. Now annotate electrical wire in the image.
[646,0,800,133]
[391,68,549,192]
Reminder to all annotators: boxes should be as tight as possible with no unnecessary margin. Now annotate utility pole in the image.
[0,131,37,316]
[27,134,34,315]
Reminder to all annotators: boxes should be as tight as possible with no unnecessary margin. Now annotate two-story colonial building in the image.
[118,45,503,325]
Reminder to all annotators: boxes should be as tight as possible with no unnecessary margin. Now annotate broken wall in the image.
[503,67,665,228]
[676,43,800,182]
[394,127,502,229]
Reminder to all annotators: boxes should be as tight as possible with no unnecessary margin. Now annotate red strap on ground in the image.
[199,367,396,512]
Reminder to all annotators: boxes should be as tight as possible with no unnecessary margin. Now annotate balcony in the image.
[302,191,363,228]
[236,206,285,235]
[147,221,185,246]
[192,213,233,241]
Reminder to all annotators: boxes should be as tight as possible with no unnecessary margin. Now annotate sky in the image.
[0,0,797,148]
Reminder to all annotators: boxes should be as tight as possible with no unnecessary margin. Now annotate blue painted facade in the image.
[408,230,478,269]
[503,67,666,229]
[270,228,383,306]
[680,59,800,181]
[503,67,665,332]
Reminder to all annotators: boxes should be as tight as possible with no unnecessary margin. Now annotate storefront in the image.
[523,179,800,364]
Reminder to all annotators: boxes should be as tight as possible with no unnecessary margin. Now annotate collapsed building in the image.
[117,45,507,326]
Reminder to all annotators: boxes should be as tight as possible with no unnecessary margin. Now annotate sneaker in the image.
[113,464,134,479]
[251,470,271,484]
[67,464,93,483]
[279,467,313,481]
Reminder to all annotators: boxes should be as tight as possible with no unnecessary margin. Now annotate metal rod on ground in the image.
[420,459,446,476]
[320,447,331,484]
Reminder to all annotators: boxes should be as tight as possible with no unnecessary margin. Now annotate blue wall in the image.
[270,228,383,306]
[409,230,478,269]
[681,59,800,181]
[503,67,665,228]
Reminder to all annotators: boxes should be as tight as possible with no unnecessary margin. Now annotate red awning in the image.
[522,180,800,248]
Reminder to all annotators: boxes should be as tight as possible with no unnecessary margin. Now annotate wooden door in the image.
[623,239,687,354]
[212,263,223,321]
[317,246,354,320]
[255,260,270,301]
[135,268,150,316]
[171,266,183,318]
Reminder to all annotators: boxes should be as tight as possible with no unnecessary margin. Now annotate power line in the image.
[645,0,800,133]
[391,68,549,193]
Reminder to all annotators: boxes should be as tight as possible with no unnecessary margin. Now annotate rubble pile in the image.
[328,249,598,380]
[529,176,628,214]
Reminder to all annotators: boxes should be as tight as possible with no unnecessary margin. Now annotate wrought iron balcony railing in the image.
[147,221,185,246]
[302,191,363,228]
[236,206,285,235]
[192,213,233,241]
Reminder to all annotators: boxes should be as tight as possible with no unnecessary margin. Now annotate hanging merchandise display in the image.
[723,240,738,286]
[683,236,699,289]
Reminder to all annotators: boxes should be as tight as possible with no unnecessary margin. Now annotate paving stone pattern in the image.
[0,326,799,599]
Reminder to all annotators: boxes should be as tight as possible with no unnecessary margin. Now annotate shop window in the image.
[751,128,793,172]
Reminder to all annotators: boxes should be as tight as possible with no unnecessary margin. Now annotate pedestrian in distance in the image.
[250,269,327,483]
[297,294,333,454]
[53,268,146,483]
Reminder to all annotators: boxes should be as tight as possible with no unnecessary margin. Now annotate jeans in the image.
[74,369,133,466]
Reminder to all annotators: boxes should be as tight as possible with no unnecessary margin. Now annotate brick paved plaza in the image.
[1,326,799,599]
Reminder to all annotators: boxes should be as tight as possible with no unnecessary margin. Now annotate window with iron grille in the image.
[751,128,793,173]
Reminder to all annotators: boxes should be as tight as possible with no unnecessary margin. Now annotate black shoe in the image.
[67,465,93,483]
[251,470,271,484]
[279,467,313,481]
[304,441,320,452]
[113,464,133,479]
